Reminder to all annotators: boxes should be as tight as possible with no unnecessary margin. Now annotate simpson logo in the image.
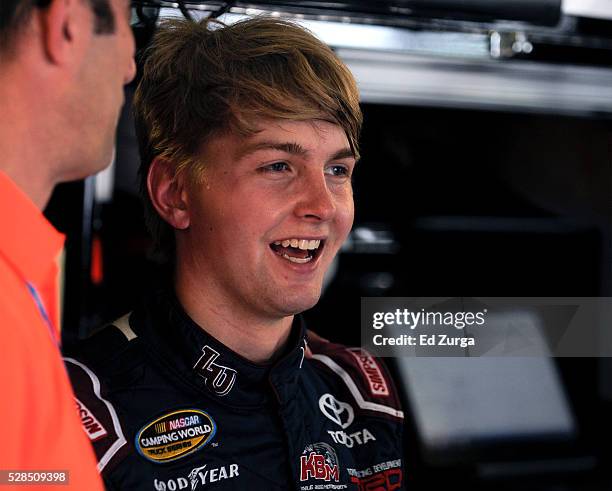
[193,345,237,396]
[75,397,107,441]
[300,442,340,483]
[348,349,389,397]
[136,409,216,463]
[65,358,128,472]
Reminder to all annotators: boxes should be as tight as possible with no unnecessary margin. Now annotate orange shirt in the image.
[0,171,103,490]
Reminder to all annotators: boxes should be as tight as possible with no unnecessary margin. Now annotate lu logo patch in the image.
[193,345,237,396]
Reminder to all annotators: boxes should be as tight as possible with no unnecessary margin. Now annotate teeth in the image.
[282,254,312,264]
[273,239,322,250]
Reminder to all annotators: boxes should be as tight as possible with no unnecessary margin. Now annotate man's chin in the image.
[87,137,116,177]
[274,290,322,318]
[61,146,115,183]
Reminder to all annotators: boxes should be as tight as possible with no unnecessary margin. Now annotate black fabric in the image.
[65,285,405,491]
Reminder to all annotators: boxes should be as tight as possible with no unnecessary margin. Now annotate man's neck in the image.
[0,167,54,211]
[174,273,295,365]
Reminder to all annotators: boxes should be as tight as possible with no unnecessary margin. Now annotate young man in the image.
[0,0,135,487]
[66,17,404,490]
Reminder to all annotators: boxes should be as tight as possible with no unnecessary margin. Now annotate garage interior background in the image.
[44,1,612,489]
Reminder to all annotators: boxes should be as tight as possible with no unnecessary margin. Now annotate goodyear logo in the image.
[135,409,216,463]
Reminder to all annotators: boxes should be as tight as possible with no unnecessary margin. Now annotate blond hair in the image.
[133,16,362,261]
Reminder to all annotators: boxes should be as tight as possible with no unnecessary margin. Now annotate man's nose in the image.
[125,56,136,85]
[294,174,336,222]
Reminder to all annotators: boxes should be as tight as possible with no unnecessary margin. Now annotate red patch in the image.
[299,443,341,483]
[76,397,108,442]
[300,452,339,482]
[348,349,390,397]
[350,469,402,490]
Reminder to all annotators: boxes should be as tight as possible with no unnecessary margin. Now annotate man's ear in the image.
[39,0,90,65]
[147,158,191,230]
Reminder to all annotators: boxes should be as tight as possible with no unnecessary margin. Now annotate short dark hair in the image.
[0,0,115,56]
[133,17,363,263]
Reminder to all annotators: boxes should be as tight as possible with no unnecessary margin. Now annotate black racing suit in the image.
[65,287,405,490]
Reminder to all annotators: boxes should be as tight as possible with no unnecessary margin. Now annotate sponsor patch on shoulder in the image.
[136,409,216,464]
[76,397,108,441]
[348,349,389,396]
[65,357,129,472]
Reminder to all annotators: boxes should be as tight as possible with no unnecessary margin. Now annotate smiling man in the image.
[66,17,404,490]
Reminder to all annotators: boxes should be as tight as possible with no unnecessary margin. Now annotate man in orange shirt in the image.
[0,0,135,488]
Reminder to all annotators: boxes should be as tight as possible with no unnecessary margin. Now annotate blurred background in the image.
[45,1,612,489]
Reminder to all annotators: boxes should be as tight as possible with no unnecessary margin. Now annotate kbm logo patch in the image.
[300,442,340,483]
[136,409,216,463]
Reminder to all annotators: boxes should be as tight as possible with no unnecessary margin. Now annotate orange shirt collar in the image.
[0,171,65,286]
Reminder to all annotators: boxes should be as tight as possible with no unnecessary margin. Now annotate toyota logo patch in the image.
[318,394,354,429]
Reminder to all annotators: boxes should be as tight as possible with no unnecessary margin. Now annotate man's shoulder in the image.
[305,335,404,420]
[64,314,144,455]
[65,313,141,370]
[63,314,142,475]
[63,313,145,405]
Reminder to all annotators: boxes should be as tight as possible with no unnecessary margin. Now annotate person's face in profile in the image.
[182,118,356,320]
[68,0,136,179]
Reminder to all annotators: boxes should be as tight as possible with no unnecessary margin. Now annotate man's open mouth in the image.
[270,239,324,264]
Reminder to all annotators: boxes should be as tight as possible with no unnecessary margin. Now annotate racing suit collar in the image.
[133,285,308,408]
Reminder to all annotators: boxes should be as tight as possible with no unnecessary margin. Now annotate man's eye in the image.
[262,162,290,172]
[325,165,350,177]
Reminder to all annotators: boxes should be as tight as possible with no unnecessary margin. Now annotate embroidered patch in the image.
[319,394,354,429]
[65,357,128,472]
[300,442,341,484]
[153,463,240,490]
[348,349,390,397]
[347,459,402,490]
[193,345,237,396]
[76,397,108,441]
[135,409,216,464]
